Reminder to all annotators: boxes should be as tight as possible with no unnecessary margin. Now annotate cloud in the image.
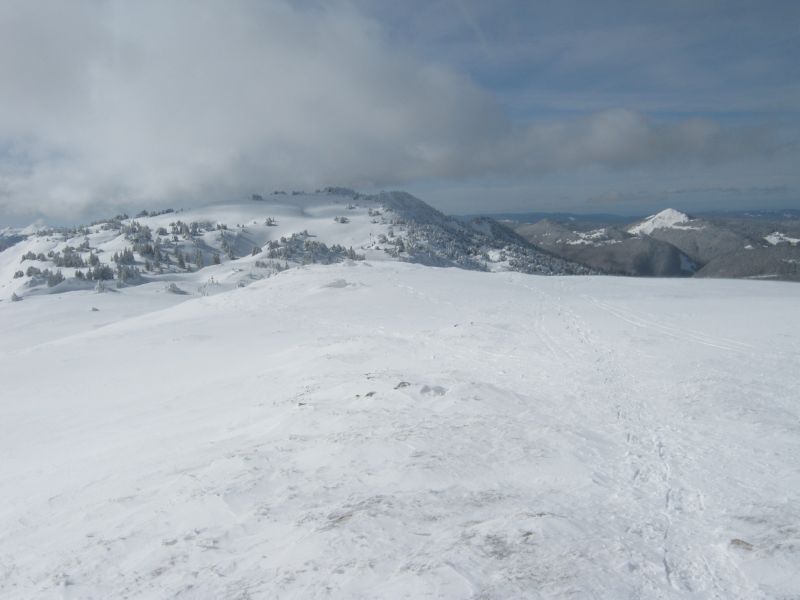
[583,183,796,210]
[665,185,790,196]
[0,0,496,218]
[510,110,778,173]
[0,0,787,220]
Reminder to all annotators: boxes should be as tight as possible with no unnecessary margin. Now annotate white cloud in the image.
[0,0,786,220]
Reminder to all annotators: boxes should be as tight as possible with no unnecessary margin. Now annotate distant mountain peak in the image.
[629,208,692,235]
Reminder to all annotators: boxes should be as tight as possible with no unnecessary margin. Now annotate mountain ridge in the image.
[0,189,592,302]
[513,207,800,281]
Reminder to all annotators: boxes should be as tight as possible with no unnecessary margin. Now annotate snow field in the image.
[1,262,799,598]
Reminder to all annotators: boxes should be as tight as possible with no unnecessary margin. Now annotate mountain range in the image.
[2,189,592,303]
[2,191,799,306]
[513,207,800,281]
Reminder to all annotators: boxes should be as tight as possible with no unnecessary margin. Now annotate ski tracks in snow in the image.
[584,296,754,354]
[2,265,799,598]
[514,277,772,597]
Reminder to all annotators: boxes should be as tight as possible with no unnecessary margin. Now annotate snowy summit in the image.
[628,208,693,236]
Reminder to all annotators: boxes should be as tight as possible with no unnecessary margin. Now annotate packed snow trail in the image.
[1,262,799,598]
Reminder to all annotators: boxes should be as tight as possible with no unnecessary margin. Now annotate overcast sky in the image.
[1,0,798,223]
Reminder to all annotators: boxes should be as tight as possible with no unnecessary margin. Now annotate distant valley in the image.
[509,207,800,281]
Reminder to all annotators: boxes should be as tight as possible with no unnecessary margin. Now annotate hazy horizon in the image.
[5,188,800,229]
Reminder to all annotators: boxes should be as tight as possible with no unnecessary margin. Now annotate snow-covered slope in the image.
[629,208,693,235]
[1,261,799,598]
[0,190,589,302]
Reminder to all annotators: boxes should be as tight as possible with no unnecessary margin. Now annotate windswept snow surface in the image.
[1,262,799,598]
[629,209,693,235]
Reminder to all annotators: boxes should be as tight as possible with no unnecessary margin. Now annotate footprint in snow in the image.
[420,385,447,396]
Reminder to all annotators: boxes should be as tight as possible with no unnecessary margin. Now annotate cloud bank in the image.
[0,0,784,220]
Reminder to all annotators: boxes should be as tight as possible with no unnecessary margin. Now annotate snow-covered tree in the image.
[46,270,65,287]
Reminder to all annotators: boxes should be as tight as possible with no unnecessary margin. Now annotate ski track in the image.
[584,296,754,353]
[0,264,799,598]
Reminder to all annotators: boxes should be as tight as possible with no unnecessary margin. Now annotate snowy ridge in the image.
[376,191,591,274]
[629,208,693,235]
[1,190,388,301]
[0,190,591,302]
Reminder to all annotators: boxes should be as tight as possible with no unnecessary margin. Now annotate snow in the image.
[629,208,693,235]
[4,191,586,306]
[1,261,799,598]
[0,192,398,302]
[564,228,621,245]
[764,232,800,246]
